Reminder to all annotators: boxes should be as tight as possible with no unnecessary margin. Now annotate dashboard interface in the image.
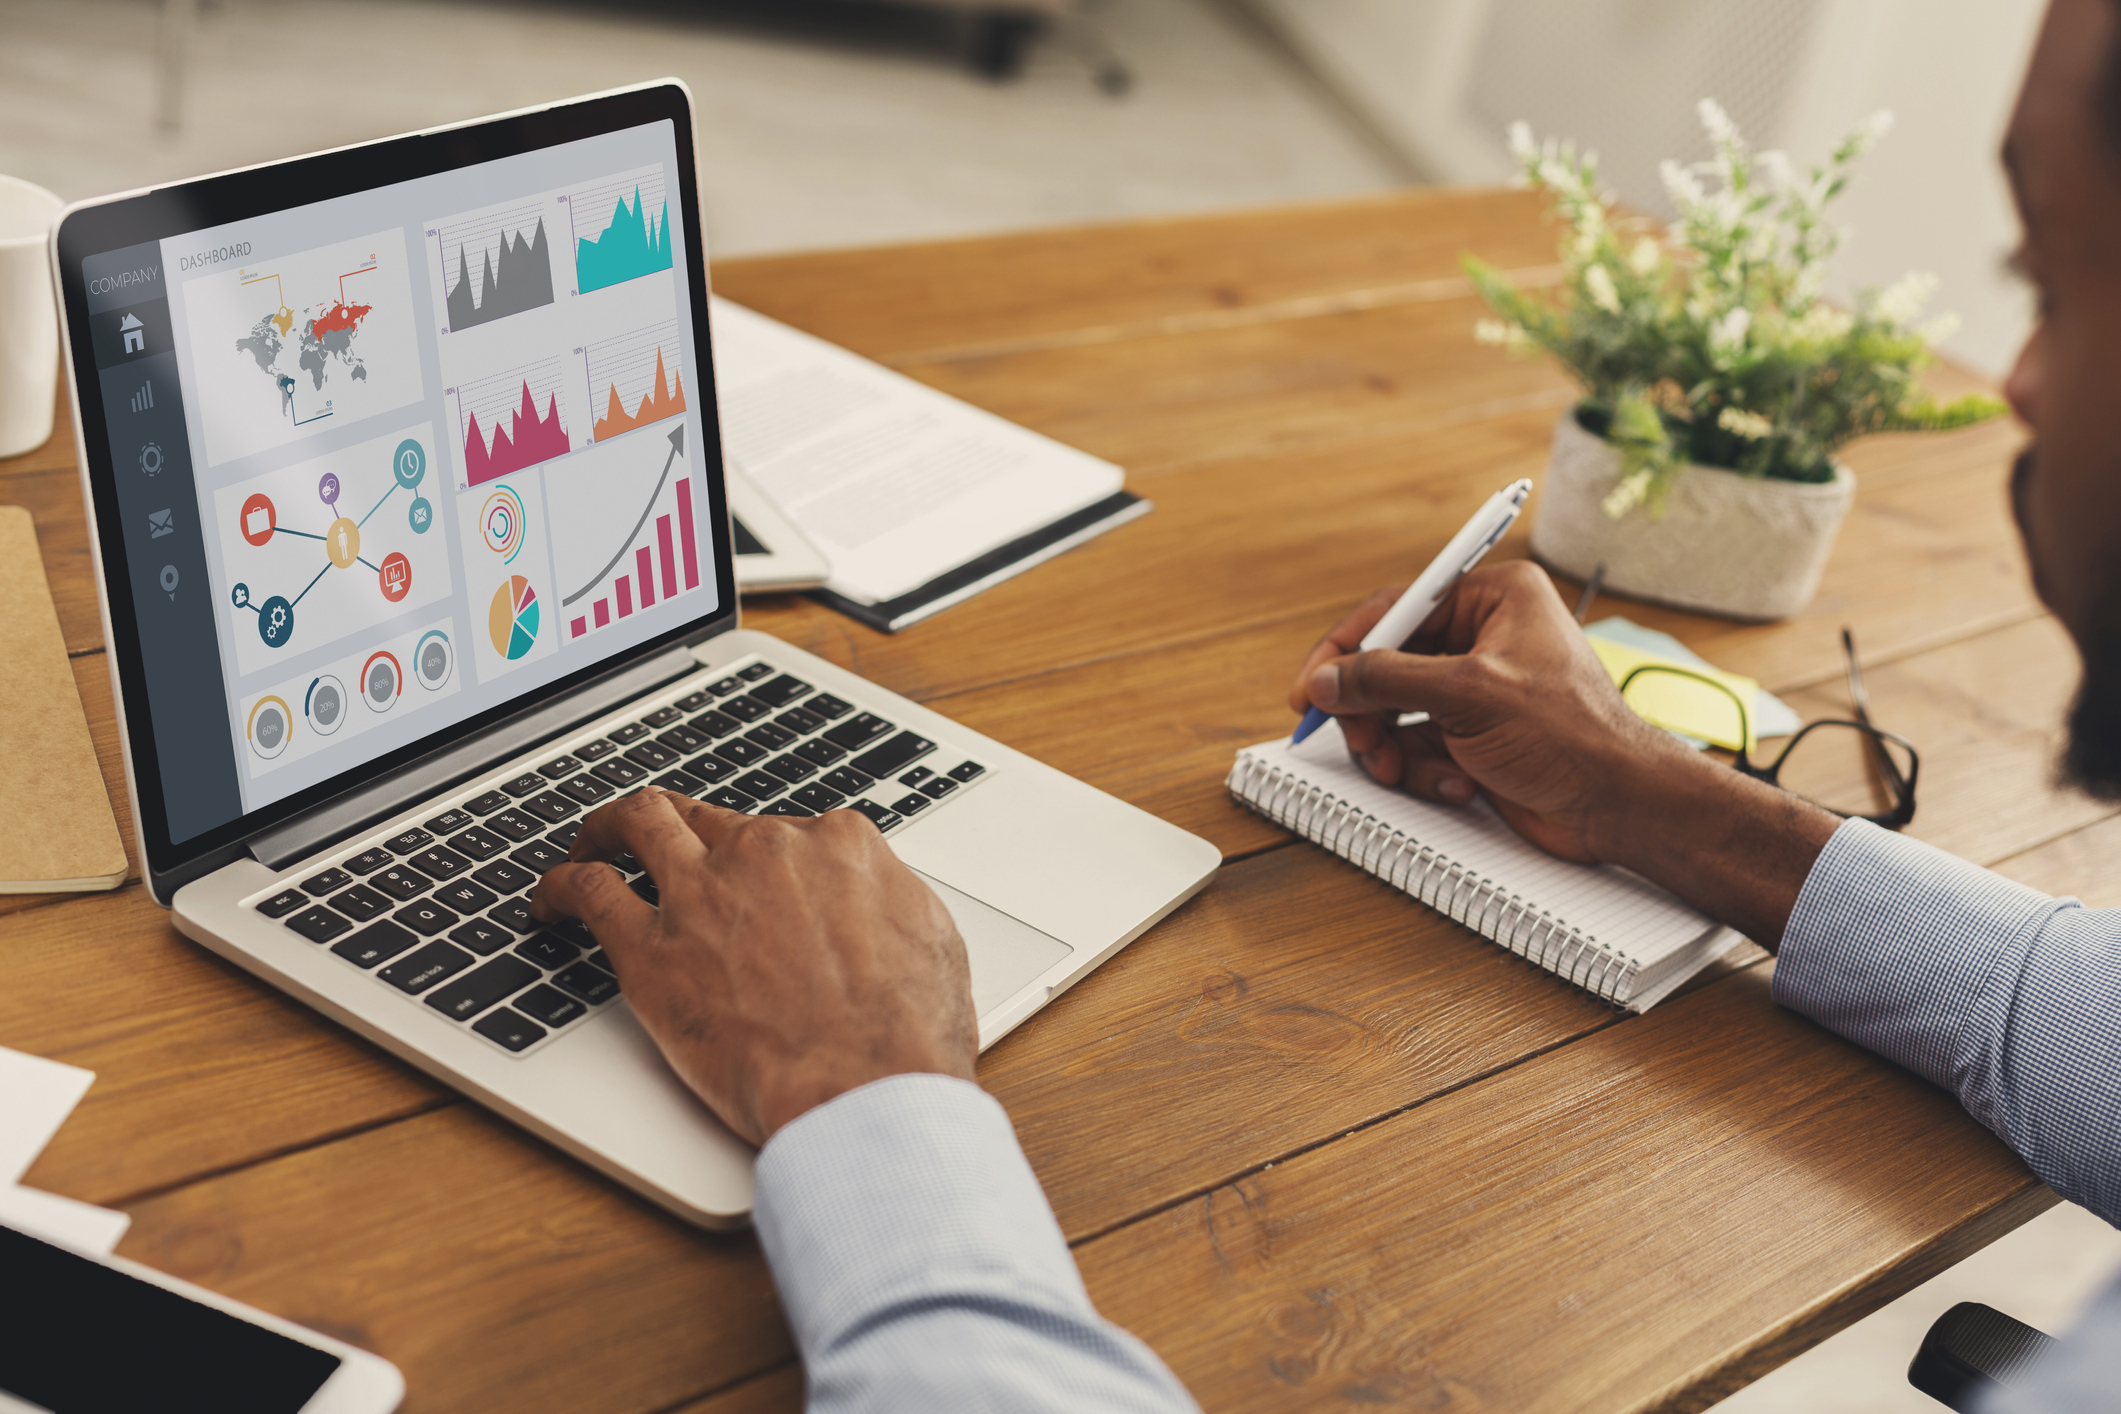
[71,114,721,846]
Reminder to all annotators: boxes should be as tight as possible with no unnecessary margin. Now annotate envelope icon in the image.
[147,508,174,539]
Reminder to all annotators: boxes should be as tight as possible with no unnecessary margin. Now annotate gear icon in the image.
[268,604,287,633]
[138,442,164,476]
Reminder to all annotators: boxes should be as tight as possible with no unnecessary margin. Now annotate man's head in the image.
[2005,0,2121,794]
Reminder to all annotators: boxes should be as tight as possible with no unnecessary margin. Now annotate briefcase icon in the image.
[245,506,270,538]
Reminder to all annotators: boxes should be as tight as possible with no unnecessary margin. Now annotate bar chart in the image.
[545,425,700,642]
[563,475,699,640]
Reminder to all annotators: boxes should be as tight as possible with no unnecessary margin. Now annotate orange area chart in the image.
[591,345,687,442]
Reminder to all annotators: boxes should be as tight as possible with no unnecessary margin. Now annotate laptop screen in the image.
[60,90,727,862]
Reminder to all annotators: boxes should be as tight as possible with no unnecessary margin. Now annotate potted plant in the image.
[1465,101,2004,621]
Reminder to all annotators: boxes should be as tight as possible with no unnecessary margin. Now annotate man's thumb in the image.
[1310,648,1466,716]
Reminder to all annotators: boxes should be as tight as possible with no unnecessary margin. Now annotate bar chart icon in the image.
[130,380,154,413]
[565,474,700,641]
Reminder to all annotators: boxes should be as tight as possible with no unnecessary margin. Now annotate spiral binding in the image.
[1226,754,1638,1004]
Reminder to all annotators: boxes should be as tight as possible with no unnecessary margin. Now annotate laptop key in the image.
[345,846,395,875]
[554,961,620,1005]
[763,754,817,784]
[485,809,542,842]
[514,984,587,1027]
[385,827,434,855]
[448,917,513,956]
[822,766,874,795]
[642,705,683,728]
[434,879,499,914]
[846,800,903,831]
[510,839,570,874]
[607,722,650,744]
[545,821,580,851]
[584,949,617,974]
[899,766,934,787]
[501,773,545,798]
[701,788,754,813]
[520,792,579,825]
[379,941,475,995]
[744,721,796,752]
[517,933,580,969]
[948,761,987,782]
[448,826,508,862]
[822,713,893,750]
[369,866,432,901]
[706,675,742,696]
[332,919,420,969]
[425,955,541,1021]
[892,793,933,817]
[463,790,511,816]
[806,693,853,719]
[284,905,351,942]
[424,808,475,835]
[657,724,710,755]
[686,756,737,785]
[259,888,308,918]
[759,800,815,818]
[394,899,461,936]
[623,741,680,772]
[712,738,769,768]
[919,778,958,800]
[472,1008,546,1052]
[852,732,936,780]
[733,771,786,800]
[675,690,711,712]
[557,774,613,807]
[301,868,353,896]
[327,884,392,923]
[539,756,582,780]
[775,705,825,735]
[690,708,741,738]
[472,859,537,895]
[791,783,848,812]
[653,768,706,795]
[720,696,771,723]
[737,661,775,682]
[628,875,660,905]
[408,845,472,881]
[592,758,649,789]
[747,674,812,708]
[575,738,617,762]
[488,897,537,934]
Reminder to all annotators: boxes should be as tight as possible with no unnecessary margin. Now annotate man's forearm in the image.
[1592,742,1842,949]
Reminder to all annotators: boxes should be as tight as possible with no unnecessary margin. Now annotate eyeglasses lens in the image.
[1770,723,1915,818]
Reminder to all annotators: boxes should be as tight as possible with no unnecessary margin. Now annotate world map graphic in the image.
[234,299,374,423]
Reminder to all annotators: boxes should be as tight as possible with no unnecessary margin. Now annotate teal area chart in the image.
[567,166,672,293]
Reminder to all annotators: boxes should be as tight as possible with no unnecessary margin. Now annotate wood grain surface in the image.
[0,189,2067,1414]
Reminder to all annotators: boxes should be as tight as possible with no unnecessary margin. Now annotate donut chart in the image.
[488,575,539,661]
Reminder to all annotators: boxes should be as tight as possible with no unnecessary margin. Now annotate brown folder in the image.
[0,505,127,892]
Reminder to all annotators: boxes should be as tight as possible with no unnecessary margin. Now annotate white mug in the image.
[0,175,65,460]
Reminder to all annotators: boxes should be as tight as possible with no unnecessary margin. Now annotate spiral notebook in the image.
[1227,723,1743,1010]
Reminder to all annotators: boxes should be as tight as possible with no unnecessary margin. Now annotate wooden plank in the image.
[711,189,1558,362]
[1992,811,2121,907]
[1072,963,2050,1414]
[114,1104,791,1414]
[671,1366,803,1414]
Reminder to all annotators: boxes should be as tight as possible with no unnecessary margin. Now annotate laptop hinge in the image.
[248,644,700,871]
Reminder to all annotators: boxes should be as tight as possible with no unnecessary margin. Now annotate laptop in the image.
[50,81,1219,1229]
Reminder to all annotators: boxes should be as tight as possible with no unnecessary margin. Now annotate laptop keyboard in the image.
[250,658,989,1057]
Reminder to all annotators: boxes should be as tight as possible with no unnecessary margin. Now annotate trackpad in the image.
[917,869,1073,1016]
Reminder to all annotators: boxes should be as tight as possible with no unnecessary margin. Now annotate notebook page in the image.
[1244,723,1722,968]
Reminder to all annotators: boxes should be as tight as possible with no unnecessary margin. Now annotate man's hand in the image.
[530,790,978,1145]
[1288,560,1840,943]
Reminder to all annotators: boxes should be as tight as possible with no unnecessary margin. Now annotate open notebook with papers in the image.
[1228,722,1744,1010]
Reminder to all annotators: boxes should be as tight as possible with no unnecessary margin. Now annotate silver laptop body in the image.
[53,82,1217,1228]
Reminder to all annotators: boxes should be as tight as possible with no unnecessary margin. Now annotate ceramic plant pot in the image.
[1529,409,1857,621]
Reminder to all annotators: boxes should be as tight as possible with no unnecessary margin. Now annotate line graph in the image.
[448,357,573,486]
[564,165,672,294]
[430,202,555,331]
[583,320,686,442]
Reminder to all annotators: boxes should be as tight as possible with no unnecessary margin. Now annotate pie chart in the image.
[488,575,540,660]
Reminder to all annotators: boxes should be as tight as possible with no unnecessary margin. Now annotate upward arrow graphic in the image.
[561,422,688,608]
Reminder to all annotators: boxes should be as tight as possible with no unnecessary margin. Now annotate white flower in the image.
[1718,406,1773,440]
[1660,158,1705,211]
[1583,264,1621,313]
[1507,120,1536,163]
[1603,469,1652,519]
[1474,319,1531,351]
[1794,304,1854,343]
[1756,150,1793,193]
[1916,312,1961,346]
[1850,109,1895,158]
[1698,98,1740,149]
[1709,306,1752,360]
[1628,238,1663,276]
[1875,270,1940,325]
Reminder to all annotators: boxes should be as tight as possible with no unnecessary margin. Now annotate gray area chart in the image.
[442,213,555,331]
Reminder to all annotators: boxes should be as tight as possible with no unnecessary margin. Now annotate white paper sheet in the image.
[0,1185,130,1254]
[0,1047,93,1185]
[709,298,1125,604]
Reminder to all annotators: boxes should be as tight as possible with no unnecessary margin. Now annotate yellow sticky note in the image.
[1587,636,1758,752]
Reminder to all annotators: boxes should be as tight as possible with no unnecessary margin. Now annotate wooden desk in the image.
[0,188,2082,1413]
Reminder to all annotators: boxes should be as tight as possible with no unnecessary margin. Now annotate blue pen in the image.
[1292,478,1533,745]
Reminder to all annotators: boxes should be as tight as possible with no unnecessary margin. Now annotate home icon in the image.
[120,313,145,355]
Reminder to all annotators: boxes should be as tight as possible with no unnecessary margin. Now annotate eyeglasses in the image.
[1616,629,1919,829]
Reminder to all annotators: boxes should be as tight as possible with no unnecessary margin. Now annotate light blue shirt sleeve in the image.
[752,1072,1200,1414]
[1776,819,2121,1411]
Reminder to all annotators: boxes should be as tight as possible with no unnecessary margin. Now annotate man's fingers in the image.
[1288,584,1407,712]
[569,788,710,882]
[531,858,655,948]
[660,792,771,856]
[1389,720,1478,804]
[1308,647,1482,719]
